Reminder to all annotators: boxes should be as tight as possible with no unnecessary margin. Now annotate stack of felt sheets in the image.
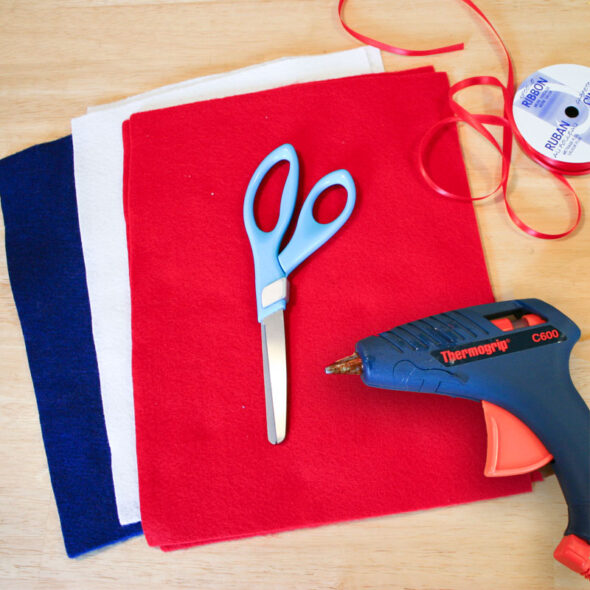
[0,47,538,557]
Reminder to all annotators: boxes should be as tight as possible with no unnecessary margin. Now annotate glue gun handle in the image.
[476,326,590,547]
[484,368,590,576]
[548,379,590,542]
[519,373,590,577]
[548,377,590,578]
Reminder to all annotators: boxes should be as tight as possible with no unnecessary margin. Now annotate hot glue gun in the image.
[326,299,590,579]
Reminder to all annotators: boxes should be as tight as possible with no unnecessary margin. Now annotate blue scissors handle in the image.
[243,144,299,297]
[244,143,356,321]
[279,168,356,277]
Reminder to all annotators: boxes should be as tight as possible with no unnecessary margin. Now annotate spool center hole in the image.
[565,106,579,118]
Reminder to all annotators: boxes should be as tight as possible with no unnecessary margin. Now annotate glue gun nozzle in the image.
[325,353,363,375]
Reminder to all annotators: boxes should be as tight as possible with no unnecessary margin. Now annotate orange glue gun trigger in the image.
[482,401,553,477]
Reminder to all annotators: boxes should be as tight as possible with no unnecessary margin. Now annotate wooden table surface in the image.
[0,1,588,588]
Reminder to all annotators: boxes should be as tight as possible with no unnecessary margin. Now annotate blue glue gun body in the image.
[354,299,589,573]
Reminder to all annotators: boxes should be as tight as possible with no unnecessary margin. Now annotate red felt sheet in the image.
[124,70,535,550]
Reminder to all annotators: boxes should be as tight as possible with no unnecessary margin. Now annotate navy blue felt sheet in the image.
[0,136,142,557]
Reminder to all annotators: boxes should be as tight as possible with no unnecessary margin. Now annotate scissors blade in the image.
[261,310,287,444]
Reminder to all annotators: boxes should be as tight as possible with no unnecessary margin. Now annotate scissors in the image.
[243,143,356,444]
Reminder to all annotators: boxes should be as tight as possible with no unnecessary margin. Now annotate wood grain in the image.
[0,1,588,588]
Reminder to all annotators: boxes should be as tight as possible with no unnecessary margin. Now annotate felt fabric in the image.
[71,46,384,525]
[124,70,536,550]
[0,137,143,557]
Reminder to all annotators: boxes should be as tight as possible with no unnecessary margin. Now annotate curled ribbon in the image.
[338,0,587,238]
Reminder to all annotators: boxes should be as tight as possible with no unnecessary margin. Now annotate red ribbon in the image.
[338,0,586,239]
[337,0,464,56]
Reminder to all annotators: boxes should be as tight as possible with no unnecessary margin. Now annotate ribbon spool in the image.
[338,0,588,239]
[512,64,590,176]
